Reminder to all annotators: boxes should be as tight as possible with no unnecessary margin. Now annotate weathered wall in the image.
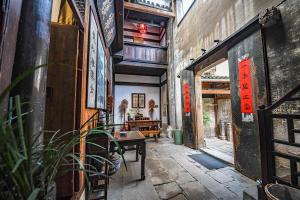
[266,0,300,104]
[171,0,282,128]
[180,69,197,148]
[264,0,300,180]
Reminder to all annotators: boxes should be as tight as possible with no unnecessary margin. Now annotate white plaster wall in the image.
[114,85,160,124]
[215,60,229,77]
[51,0,62,22]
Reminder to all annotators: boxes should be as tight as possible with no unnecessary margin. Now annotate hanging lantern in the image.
[139,23,147,34]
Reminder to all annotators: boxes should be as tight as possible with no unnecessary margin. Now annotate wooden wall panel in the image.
[123,44,167,64]
[44,23,79,198]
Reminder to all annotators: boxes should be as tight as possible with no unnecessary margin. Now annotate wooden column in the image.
[11,0,52,138]
[0,0,23,114]
[195,72,205,148]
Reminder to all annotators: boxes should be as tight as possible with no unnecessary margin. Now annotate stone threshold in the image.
[200,147,234,166]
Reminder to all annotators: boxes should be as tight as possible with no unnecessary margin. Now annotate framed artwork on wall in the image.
[132,93,139,108]
[86,10,98,108]
[132,93,145,108]
[138,93,145,108]
[96,34,105,109]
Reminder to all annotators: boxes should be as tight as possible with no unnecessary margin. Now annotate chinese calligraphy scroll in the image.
[239,58,253,114]
[87,10,98,108]
[96,34,105,109]
[96,0,116,47]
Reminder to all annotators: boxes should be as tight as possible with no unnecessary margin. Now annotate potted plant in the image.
[0,65,120,199]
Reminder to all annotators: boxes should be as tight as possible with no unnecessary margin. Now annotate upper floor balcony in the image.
[123,42,167,65]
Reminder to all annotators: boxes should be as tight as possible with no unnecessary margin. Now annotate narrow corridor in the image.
[108,138,256,200]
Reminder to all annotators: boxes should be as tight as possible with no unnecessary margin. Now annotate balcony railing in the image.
[123,42,168,65]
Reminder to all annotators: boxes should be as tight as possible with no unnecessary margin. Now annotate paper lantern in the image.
[139,23,147,34]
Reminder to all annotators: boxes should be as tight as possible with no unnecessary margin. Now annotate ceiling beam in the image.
[202,89,231,95]
[124,1,175,18]
[201,79,230,83]
[116,60,167,69]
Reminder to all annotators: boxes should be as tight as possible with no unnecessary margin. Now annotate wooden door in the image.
[45,23,79,199]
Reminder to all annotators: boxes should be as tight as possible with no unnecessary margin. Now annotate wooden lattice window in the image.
[132,93,145,108]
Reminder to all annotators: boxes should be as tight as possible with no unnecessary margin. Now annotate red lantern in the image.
[139,23,147,34]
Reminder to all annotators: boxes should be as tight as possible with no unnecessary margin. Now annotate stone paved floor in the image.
[202,137,234,164]
[108,138,256,200]
[205,137,233,158]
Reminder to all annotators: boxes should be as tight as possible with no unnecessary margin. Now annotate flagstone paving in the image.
[108,138,256,200]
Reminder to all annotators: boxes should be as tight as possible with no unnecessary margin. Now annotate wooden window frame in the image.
[131,93,145,108]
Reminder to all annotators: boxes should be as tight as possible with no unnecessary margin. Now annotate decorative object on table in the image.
[148,99,156,120]
[120,131,127,137]
[127,112,131,121]
[119,99,128,125]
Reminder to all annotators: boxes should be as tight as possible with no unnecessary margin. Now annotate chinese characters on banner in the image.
[239,58,253,114]
[87,11,98,108]
[183,82,190,114]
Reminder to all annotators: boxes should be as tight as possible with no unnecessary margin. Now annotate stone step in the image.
[243,186,258,200]
[200,147,234,165]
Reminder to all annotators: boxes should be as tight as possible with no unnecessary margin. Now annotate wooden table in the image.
[111,131,146,180]
[127,120,161,142]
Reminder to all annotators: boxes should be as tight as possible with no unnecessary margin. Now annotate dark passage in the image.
[188,153,228,170]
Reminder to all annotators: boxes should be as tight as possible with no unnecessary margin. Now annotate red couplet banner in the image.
[239,58,253,114]
[183,82,190,113]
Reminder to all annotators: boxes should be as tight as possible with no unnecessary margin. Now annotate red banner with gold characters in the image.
[239,58,253,114]
[183,82,190,113]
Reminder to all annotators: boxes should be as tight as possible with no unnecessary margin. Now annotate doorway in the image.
[199,59,234,164]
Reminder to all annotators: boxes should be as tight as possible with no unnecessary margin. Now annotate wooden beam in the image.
[111,0,124,53]
[116,60,167,69]
[124,1,175,18]
[124,30,160,41]
[201,79,230,83]
[202,89,231,95]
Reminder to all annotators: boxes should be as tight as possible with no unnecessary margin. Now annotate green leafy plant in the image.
[0,65,122,199]
[203,111,211,126]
